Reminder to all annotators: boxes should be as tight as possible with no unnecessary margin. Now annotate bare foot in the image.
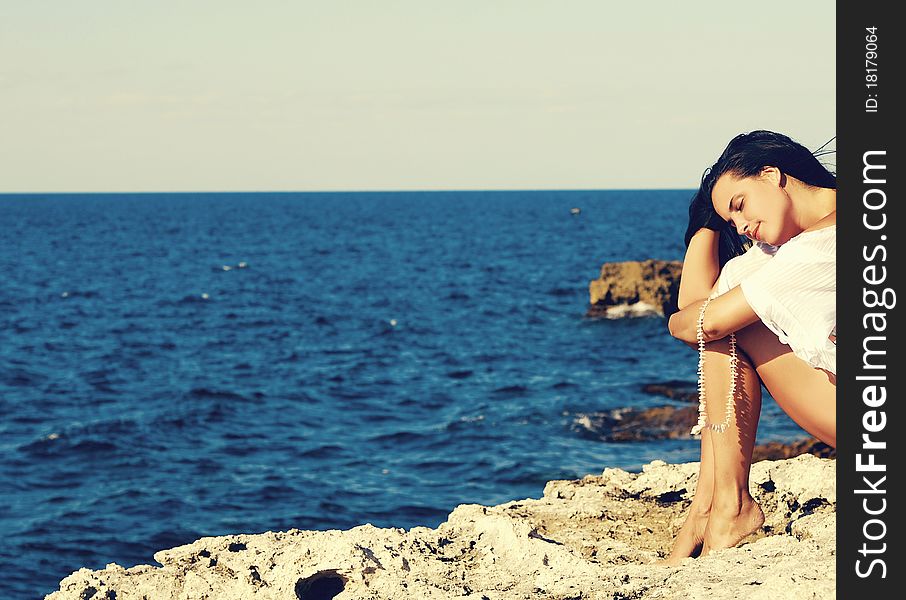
[654,506,710,566]
[700,498,764,557]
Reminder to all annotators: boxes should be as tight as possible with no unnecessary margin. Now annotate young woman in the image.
[658,130,836,565]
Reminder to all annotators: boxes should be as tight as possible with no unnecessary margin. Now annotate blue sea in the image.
[0,190,807,598]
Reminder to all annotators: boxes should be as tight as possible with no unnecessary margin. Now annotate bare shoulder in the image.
[805,210,837,233]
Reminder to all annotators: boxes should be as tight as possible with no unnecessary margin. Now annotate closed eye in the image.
[725,199,744,226]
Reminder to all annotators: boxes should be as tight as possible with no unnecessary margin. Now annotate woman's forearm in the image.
[668,300,704,344]
[669,287,761,344]
[677,228,720,309]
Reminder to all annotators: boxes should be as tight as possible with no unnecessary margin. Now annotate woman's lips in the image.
[749,223,760,241]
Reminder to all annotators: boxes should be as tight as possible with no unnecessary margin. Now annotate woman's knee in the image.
[734,322,836,446]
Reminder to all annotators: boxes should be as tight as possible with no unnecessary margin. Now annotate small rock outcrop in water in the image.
[587,259,682,318]
[572,405,698,441]
[571,407,835,458]
[568,381,837,459]
[640,380,698,403]
[46,455,835,600]
[751,438,836,461]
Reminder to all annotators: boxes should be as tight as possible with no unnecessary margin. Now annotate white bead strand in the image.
[689,295,738,436]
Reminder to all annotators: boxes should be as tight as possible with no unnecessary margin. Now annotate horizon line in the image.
[0,186,696,196]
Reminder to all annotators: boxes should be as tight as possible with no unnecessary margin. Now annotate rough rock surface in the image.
[587,260,682,318]
[46,455,835,600]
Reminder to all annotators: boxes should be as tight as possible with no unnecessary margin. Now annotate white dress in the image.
[714,225,836,374]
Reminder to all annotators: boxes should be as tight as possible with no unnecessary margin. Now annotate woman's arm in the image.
[668,286,761,344]
[677,228,721,310]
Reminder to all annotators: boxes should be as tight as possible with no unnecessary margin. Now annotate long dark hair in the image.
[683,130,836,266]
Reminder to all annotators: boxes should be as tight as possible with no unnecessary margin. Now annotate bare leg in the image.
[699,320,836,555]
[655,430,714,565]
[735,321,836,447]
[659,334,763,563]
[699,334,765,556]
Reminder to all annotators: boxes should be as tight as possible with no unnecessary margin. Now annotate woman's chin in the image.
[767,227,799,246]
[771,233,797,246]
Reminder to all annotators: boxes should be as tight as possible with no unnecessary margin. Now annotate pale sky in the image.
[0,1,835,193]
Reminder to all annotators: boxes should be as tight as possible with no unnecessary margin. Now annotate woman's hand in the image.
[682,187,749,270]
[683,188,728,248]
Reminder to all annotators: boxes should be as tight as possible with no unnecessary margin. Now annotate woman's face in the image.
[711,167,800,246]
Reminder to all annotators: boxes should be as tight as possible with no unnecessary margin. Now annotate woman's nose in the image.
[735,221,748,236]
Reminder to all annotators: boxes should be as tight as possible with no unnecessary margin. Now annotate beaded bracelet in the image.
[690,295,738,436]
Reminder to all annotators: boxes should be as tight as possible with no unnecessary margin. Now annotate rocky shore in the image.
[46,454,835,600]
[46,261,837,599]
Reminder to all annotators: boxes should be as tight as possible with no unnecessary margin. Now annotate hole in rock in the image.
[295,570,346,600]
